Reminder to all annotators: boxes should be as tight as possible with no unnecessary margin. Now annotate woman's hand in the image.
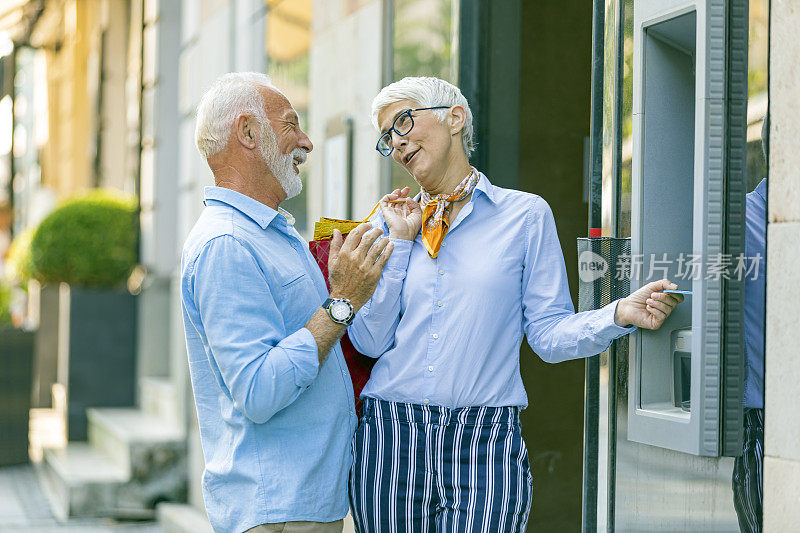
[614,279,685,329]
[380,187,423,241]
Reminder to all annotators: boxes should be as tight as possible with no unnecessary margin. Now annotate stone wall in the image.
[763,0,800,530]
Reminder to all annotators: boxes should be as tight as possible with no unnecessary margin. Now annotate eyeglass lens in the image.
[378,111,414,154]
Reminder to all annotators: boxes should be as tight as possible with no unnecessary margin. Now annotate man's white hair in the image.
[371,76,474,157]
[195,72,283,158]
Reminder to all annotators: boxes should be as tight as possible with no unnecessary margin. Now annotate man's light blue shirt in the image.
[180,186,357,533]
[743,178,766,409]
[348,172,635,409]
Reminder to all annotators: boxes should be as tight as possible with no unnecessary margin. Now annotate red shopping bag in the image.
[308,202,388,416]
[309,238,376,417]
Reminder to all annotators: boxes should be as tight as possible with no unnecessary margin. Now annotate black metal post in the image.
[583,0,606,530]
[606,1,628,530]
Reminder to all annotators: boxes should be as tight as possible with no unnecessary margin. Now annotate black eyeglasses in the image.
[376,106,450,156]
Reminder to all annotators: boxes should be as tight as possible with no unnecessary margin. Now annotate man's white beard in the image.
[260,124,304,200]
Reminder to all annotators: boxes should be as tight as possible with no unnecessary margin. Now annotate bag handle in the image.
[362,202,381,223]
[362,199,409,223]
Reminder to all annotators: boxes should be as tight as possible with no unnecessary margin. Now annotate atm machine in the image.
[582,0,753,530]
[627,0,748,457]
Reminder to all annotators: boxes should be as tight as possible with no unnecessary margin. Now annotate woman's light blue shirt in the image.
[348,172,635,409]
[181,187,357,533]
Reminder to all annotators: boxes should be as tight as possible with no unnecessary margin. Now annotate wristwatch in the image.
[322,297,355,326]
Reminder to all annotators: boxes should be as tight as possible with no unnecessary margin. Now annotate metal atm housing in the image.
[628,0,747,456]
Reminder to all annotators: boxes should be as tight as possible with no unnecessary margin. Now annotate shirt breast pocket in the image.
[276,271,319,324]
[282,271,310,289]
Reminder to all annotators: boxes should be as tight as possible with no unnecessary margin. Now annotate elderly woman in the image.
[346,77,682,533]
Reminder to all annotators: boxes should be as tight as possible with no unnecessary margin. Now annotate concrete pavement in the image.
[0,464,162,532]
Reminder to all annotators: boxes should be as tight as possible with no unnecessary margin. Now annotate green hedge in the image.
[0,281,11,327]
[30,190,138,287]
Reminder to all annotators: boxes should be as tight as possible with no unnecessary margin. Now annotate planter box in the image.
[0,327,35,466]
[63,287,138,441]
[33,284,60,408]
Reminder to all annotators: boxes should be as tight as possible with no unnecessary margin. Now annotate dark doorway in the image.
[460,1,593,530]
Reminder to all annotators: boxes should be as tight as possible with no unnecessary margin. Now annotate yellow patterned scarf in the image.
[419,167,479,258]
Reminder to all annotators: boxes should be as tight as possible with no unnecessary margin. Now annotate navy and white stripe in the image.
[350,398,532,533]
[732,408,764,533]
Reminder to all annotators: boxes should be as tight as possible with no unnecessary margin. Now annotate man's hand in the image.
[328,223,394,311]
[381,187,423,241]
[615,278,685,329]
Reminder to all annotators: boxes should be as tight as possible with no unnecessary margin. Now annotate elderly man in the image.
[181,72,394,533]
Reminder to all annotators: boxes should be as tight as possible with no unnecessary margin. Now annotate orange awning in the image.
[0,0,42,43]
[265,0,311,63]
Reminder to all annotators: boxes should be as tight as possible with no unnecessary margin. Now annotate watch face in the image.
[331,301,351,321]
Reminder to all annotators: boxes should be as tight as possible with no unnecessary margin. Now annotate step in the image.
[139,376,181,424]
[87,407,185,473]
[39,443,127,520]
[157,503,214,533]
[86,407,188,516]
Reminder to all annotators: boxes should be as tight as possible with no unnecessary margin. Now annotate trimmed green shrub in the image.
[29,190,138,287]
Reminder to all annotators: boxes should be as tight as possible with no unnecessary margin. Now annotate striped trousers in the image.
[349,398,532,533]
[732,408,764,533]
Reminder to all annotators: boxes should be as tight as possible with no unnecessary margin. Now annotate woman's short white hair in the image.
[371,76,475,157]
[195,72,282,158]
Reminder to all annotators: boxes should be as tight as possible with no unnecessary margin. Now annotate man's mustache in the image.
[291,148,307,165]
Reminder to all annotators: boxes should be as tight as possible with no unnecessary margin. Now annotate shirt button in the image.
[437,301,443,307]
[432,333,439,339]
[423,398,430,404]
[428,365,434,372]
[438,269,445,275]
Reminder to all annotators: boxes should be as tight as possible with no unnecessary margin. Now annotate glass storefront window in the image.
[265,0,312,234]
[746,0,768,193]
[390,0,458,193]
[618,0,634,240]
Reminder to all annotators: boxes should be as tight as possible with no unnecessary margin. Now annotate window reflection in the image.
[266,0,312,233]
[391,0,458,193]
[746,0,768,193]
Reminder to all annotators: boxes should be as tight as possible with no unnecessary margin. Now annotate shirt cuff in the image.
[386,239,413,271]
[278,327,320,389]
[594,299,637,339]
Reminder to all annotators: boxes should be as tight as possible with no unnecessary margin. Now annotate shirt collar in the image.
[473,171,497,204]
[203,186,290,230]
[754,178,767,203]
